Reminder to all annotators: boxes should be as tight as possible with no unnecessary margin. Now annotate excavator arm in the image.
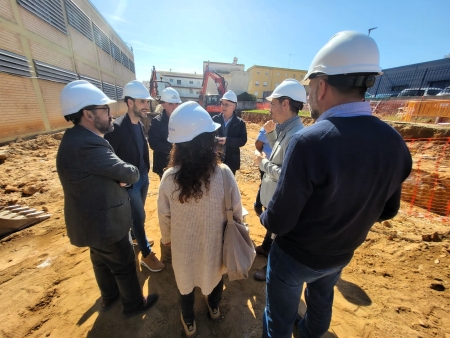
[199,65,227,113]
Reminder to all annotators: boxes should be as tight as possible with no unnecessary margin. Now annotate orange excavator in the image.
[199,64,228,114]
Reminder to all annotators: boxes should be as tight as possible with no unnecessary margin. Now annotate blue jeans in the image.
[128,172,151,257]
[262,242,345,338]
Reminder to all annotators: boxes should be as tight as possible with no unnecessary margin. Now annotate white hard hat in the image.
[60,80,116,116]
[266,79,307,103]
[168,101,220,143]
[122,80,153,100]
[161,87,182,103]
[302,31,382,84]
[221,90,237,103]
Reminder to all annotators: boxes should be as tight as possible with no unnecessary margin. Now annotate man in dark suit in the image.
[56,80,158,318]
[212,90,247,175]
[148,87,181,179]
[104,80,164,272]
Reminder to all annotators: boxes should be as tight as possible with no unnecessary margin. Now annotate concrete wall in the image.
[0,0,134,143]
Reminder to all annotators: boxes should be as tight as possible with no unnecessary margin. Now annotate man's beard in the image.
[133,106,146,119]
[95,117,114,134]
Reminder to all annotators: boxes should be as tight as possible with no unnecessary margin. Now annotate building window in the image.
[263,82,267,86]
[189,80,193,84]
[190,89,193,94]
[65,0,93,40]
[18,0,67,34]
[257,71,260,74]
[277,73,280,76]
[177,79,181,85]
[93,24,110,54]
[0,49,32,77]
[293,74,296,78]
[285,74,287,77]
[254,91,258,96]
[169,79,173,82]
[255,81,259,86]
[196,90,200,94]
[197,81,201,85]
[265,72,268,75]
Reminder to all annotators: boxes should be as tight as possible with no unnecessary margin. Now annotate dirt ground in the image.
[0,122,449,338]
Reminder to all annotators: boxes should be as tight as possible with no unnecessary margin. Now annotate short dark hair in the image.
[124,96,134,106]
[64,109,83,124]
[275,96,304,114]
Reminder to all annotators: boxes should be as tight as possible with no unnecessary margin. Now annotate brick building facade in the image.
[0,0,136,143]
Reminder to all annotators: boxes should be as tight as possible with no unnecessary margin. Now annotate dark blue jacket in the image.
[104,113,150,173]
[148,110,171,176]
[212,112,247,172]
[261,116,412,269]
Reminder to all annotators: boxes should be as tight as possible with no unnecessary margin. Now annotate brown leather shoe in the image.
[122,294,159,318]
[100,295,119,312]
[255,245,269,258]
[253,265,267,281]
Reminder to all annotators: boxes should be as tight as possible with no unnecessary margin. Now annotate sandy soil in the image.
[0,122,449,338]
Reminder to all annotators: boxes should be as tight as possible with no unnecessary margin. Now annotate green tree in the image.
[237,91,257,101]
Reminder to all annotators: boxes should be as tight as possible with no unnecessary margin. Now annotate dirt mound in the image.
[0,122,449,338]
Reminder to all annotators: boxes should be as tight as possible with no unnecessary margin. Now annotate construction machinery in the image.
[141,66,172,134]
[199,64,228,114]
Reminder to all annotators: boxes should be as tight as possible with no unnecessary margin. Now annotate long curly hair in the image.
[168,131,219,203]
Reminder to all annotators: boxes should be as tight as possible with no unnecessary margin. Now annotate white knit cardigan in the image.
[157,165,243,295]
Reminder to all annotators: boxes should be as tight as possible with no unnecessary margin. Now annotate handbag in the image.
[220,165,256,281]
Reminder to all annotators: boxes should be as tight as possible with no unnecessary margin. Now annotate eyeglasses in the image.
[86,106,110,116]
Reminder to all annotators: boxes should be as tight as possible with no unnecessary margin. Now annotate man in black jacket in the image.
[260,32,412,338]
[212,90,247,175]
[105,80,164,273]
[148,87,181,179]
[57,80,158,318]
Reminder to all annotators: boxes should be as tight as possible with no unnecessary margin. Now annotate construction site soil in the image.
[0,120,449,338]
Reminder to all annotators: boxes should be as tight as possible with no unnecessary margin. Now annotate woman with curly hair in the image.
[157,101,242,337]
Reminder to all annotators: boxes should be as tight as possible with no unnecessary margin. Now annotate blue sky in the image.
[89,0,450,82]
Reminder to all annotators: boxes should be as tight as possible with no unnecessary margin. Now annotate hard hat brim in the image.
[121,94,154,100]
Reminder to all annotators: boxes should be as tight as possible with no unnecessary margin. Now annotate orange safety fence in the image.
[402,100,450,121]
[372,98,450,123]
[255,102,271,110]
[401,137,450,223]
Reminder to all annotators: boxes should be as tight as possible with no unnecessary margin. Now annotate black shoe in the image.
[255,245,269,258]
[254,203,263,216]
[253,265,267,281]
[122,294,159,318]
[100,295,119,312]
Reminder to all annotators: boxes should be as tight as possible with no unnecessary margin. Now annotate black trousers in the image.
[179,277,224,324]
[90,234,143,312]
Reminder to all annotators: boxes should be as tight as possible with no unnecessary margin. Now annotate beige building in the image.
[0,0,135,143]
[247,65,307,99]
